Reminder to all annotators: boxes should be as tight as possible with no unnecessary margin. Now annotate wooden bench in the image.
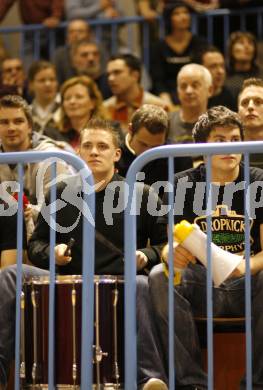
[195,317,246,390]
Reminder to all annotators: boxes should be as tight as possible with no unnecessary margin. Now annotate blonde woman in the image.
[45,75,108,150]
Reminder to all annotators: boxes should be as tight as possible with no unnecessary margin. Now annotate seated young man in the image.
[149,105,263,389]
[0,118,168,390]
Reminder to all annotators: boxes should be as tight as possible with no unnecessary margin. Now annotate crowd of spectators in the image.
[0,2,262,390]
[0,0,261,205]
[0,1,262,108]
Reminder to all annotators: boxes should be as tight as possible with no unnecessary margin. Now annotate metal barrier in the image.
[125,140,263,390]
[0,6,262,71]
[0,150,95,390]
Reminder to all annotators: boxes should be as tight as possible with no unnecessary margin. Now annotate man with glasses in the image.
[0,58,27,98]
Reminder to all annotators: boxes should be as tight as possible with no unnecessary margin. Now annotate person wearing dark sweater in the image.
[150,1,208,106]
[117,104,192,197]
[0,209,27,268]
[28,171,166,275]
[225,31,263,103]
[0,118,168,390]
[196,45,236,111]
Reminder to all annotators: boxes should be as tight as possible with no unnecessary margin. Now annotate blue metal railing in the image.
[0,7,262,71]
[125,140,263,390]
[0,150,95,390]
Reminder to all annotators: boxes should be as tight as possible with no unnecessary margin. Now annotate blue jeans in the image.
[137,275,168,386]
[149,263,263,389]
[0,267,167,387]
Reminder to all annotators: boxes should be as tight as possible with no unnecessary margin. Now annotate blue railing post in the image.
[14,163,24,390]
[244,153,252,390]
[206,156,214,390]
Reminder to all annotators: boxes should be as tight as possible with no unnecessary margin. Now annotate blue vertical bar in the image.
[158,16,165,40]
[206,156,213,390]
[111,23,118,55]
[244,153,252,390]
[168,157,175,389]
[48,29,56,60]
[34,29,41,60]
[94,25,103,46]
[191,13,197,35]
[48,162,57,390]
[81,173,95,389]
[127,23,133,54]
[14,164,24,390]
[125,177,137,390]
[20,32,26,62]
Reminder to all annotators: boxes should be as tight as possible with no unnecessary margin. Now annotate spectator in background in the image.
[135,0,165,41]
[104,54,166,133]
[136,0,164,21]
[182,0,219,12]
[0,57,29,100]
[116,104,192,197]
[0,0,64,61]
[69,40,112,99]
[0,95,73,206]
[0,37,8,67]
[65,0,120,20]
[197,45,236,111]
[168,63,212,145]
[28,61,61,134]
[45,76,108,150]
[238,77,263,169]
[0,0,63,28]
[53,19,92,85]
[150,1,208,107]
[225,31,263,102]
[64,0,122,53]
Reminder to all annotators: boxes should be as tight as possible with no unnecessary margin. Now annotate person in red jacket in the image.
[0,0,64,63]
[0,0,64,28]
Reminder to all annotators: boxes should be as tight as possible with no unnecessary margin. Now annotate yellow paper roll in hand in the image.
[173,220,243,287]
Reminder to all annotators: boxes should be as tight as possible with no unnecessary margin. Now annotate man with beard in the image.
[69,39,111,99]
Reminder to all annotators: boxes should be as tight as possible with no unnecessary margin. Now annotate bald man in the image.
[168,63,213,144]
